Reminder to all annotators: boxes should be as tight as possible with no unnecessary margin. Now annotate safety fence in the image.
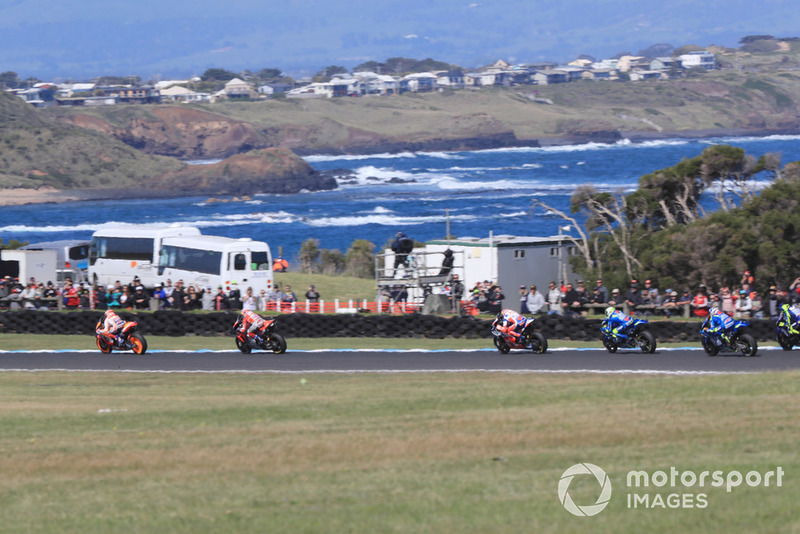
[0,310,779,342]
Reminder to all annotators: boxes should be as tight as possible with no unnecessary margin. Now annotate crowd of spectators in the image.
[0,274,312,313]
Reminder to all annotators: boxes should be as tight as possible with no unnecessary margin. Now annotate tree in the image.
[257,68,283,80]
[0,71,20,89]
[319,249,346,275]
[201,68,238,82]
[345,240,375,278]
[740,35,775,44]
[298,238,320,274]
[313,65,348,82]
[637,43,674,58]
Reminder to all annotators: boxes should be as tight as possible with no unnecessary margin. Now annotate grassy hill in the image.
[0,90,183,189]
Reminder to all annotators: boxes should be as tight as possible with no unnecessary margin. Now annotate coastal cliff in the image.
[143,147,336,195]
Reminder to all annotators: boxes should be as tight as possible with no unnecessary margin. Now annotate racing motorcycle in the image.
[775,313,800,351]
[95,319,148,354]
[491,317,548,354]
[233,316,287,354]
[600,317,656,354]
[700,319,757,357]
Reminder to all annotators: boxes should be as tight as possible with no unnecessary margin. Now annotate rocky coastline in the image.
[2,126,798,207]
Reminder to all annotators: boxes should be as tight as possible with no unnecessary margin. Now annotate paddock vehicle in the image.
[233,317,287,354]
[600,317,657,353]
[701,320,757,357]
[490,317,547,354]
[95,319,148,354]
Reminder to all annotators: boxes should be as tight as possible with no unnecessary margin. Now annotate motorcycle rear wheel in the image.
[528,332,548,354]
[130,332,148,355]
[96,336,113,354]
[637,330,657,354]
[493,336,511,354]
[702,337,719,356]
[265,333,287,354]
[735,333,757,357]
[236,336,252,354]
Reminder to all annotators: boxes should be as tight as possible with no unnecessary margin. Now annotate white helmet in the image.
[709,306,719,315]
[605,306,615,318]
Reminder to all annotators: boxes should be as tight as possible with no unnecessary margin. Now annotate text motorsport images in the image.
[558,463,785,516]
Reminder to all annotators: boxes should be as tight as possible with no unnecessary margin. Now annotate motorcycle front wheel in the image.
[602,336,617,353]
[493,336,511,354]
[636,331,657,354]
[702,336,719,356]
[130,332,148,355]
[776,331,794,351]
[528,332,548,354]
[96,336,113,354]
[735,333,758,357]
[265,333,287,354]
[236,336,252,354]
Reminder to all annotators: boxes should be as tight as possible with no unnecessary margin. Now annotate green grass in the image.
[0,371,797,533]
[271,271,378,302]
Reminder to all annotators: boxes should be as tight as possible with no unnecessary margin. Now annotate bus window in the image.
[233,253,247,271]
[251,251,271,270]
[69,245,89,261]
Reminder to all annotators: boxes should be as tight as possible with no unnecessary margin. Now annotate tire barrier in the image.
[0,310,779,342]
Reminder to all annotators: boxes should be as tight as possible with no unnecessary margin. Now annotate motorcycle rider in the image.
[603,306,635,339]
[702,306,735,344]
[493,308,529,341]
[96,308,126,345]
[234,309,267,343]
[778,303,800,335]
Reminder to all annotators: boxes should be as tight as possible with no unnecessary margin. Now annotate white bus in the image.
[157,234,274,293]
[89,225,202,287]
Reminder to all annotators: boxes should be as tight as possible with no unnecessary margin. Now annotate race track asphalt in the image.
[1,347,799,374]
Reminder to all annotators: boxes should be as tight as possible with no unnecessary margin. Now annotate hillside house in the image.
[437,70,465,88]
[224,78,257,99]
[581,68,617,81]
[285,82,333,98]
[102,85,160,104]
[629,70,664,81]
[616,55,650,72]
[159,85,210,102]
[650,57,680,71]
[532,70,568,85]
[464,71,497,86]
[679,51,716,70]
[401,73,438,92]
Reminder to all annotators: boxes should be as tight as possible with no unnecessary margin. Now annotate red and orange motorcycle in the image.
[95,319,148,354]
[232,316,287,354]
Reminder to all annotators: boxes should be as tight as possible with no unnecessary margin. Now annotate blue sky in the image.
[1,0,798,80]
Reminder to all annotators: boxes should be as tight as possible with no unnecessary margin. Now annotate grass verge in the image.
[0,371,797,533]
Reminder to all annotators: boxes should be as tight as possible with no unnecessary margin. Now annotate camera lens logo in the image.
[558,463,612,517]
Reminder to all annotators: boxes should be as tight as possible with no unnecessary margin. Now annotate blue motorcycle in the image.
[700,319,757,357]
[775,313,800,351]
[600,318,656,353]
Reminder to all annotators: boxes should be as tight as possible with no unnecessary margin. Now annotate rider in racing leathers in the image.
[702,306,735,343]
[235,309,267,342]
[778,303,800,335]
[603,306,635,339]
[96,308,126,345]
[493,308,529,341]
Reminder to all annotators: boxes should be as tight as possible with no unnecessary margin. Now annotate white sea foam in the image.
[304,152,417,163]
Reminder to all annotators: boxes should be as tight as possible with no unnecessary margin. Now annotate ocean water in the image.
[2,134,800,262]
